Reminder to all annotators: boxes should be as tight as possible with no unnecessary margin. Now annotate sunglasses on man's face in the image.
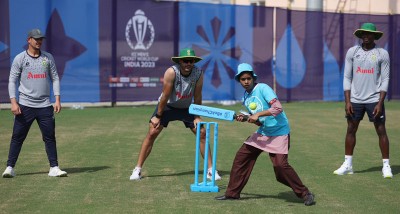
[31,37,43,42]
[182,58,195,64]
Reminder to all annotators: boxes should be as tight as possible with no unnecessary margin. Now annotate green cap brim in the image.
[354,29,383,40]
[171,57,202,64]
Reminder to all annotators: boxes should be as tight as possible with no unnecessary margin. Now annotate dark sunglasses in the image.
[182,58,195,64]
[31,37,44,41]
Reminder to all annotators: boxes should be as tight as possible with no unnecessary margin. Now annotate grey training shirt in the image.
[158,64,202,109]
[343,45,390,103]
[8,50,60,107]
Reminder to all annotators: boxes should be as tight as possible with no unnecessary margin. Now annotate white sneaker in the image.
[2,166,15,178]
[129,167,142,180]
[382,166,393,179]
[48,166,67,177]
[333,163,353,175]
[207,168,222,181]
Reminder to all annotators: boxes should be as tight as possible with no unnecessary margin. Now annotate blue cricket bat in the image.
[189,104,248,121]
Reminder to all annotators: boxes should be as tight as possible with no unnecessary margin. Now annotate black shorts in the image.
[150,104,195,128]
[345,102,385,122]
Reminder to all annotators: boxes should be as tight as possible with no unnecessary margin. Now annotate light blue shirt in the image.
[243,83,290,136]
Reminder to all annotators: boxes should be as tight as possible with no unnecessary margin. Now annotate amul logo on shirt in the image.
[27,72,47,79]
[356,67,374,74]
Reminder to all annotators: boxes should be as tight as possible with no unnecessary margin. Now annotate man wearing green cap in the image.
[130,48,221,181]
[333,23,393,178]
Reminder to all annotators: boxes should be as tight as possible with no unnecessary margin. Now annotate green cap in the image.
[171,48,202,64]
[354,23,383,40]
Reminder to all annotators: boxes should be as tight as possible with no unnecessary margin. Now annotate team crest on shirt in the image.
[42,57,49,68]
[371,54,377,62]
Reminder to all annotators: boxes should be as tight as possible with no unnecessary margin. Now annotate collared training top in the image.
[8,50,60,108]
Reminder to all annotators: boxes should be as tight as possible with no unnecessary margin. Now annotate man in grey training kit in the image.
[2,29,67,178]
[333,23,392,178]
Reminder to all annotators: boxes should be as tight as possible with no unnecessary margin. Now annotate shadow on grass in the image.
[18,171,49,176]
[63,166,111,174]
[239,191,309,205]
[146,170,230,178]
[355,165,400,175]
[17,166,110,176]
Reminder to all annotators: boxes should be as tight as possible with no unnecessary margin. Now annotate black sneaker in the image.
[304,192,315,206]
[214,195,240,200]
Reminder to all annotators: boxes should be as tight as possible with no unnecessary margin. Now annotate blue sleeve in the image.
[260,84,277,104]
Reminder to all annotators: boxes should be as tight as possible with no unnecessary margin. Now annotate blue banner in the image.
[0,1,399,103]
[179,3,253,101]
[0,0,10,102]
[9,0,99,102]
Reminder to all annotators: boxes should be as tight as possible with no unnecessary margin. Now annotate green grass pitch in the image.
[0,101,399,213]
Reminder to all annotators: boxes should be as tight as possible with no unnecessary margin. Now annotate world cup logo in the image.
[125,10,155,50]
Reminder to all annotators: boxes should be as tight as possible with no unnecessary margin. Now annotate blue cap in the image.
[234,63,257,82]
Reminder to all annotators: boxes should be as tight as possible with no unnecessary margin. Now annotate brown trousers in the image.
[225,143,309,199]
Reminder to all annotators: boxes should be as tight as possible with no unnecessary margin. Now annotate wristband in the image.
[155,113,162,119]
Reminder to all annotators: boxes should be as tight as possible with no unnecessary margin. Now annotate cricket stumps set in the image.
[189,104,249,192]
[190,121,219,192]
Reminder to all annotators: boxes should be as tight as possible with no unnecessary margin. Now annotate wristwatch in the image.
[155,113,162,119]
